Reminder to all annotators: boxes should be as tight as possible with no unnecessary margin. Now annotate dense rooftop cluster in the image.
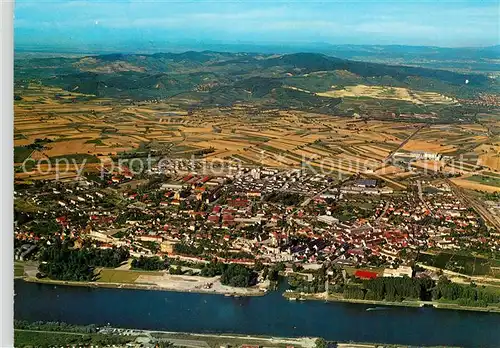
[14,162,497,273]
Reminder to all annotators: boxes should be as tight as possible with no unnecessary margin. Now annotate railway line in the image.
[446,179,500,231]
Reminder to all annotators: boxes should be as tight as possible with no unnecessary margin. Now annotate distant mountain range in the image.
[15,42,500,74]
[14,50,498,121]
[316,44,500,60]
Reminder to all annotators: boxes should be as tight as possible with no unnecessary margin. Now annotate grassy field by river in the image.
[97,268,163,283]
[14,327,461,348]
[14,329,134,347]
[14,263,24,277]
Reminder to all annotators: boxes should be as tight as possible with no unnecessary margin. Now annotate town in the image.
[14,157,500,309]
[10,0,500,346]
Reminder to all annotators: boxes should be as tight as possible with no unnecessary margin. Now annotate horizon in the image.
[14,0,500,51]
[13,42,500,55]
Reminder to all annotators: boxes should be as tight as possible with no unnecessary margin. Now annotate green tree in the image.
[315,338,328,348]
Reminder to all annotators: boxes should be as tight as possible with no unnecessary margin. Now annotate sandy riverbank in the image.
[134,272,269,296]
[21,263,269,297]
[22,275,268,297]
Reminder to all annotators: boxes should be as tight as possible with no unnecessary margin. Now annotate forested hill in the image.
[14,51,498,110]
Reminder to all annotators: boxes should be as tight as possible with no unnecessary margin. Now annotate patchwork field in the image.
[417,252,500,278]
[466,175,500,188]
[316,84,457,105]
[451,175,500,193]
[13,84,500,187]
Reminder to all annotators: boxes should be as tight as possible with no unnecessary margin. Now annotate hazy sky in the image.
[14,0,500,50]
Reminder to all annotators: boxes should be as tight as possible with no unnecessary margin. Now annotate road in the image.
[417,180,434,217]
[284,176,352,227]
[384,124,428,163]
[299,176,352,208]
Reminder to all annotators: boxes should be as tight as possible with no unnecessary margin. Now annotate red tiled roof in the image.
[201,176,210,183]
[354,270,378,279]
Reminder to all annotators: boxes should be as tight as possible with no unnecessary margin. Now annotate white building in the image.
[383,265,413,278]
[317,215,339,225]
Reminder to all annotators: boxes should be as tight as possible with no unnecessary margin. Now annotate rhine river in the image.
[14,280,500,347]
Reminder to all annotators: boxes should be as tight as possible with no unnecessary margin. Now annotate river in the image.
[14,280,500,347]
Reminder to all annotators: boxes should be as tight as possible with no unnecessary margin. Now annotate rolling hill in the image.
[14,51,498,120]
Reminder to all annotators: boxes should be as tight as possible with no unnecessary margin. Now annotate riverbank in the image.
[22,276,500,313]
[23,275,267,297]
[16,279,500,347]
[282,291,500,313]
[127,329,458,348]
[15,326,460,348]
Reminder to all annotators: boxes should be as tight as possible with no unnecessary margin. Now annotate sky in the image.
[14,0,500,51]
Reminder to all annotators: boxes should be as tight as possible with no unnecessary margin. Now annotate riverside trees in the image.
[131,255,168,271]
[432,276,499,307]
[38,240,129,281]
[200,260,256,287]
[337,275,499,307]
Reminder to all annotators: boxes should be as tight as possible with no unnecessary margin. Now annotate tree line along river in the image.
[14,280,500,348]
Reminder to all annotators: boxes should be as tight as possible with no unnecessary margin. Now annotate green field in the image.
[13,147,33,163]
[465,175,500,188]
[483,171,500,179]
[14,263,24,277]
[418,252,500,277]
[49,154,100,164]
[14,198,44,213]
[14,330,134,347]
[97,268,163,283]
[257,144,287,156]
[84,138,105,145]
[170,145,198,152]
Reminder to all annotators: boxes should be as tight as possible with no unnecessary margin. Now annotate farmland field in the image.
[49,154,101,164]
[13,146,33,163]
[465,175,500,188]
[316,84,456,105]
[417,252,500,277]
[12,52,500,186]
[483,171,500,179]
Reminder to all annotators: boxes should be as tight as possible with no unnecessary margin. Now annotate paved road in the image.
[384,124,428,163]
[417,180,434,217]
[297,176,352,209]
[375,201,390,224]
